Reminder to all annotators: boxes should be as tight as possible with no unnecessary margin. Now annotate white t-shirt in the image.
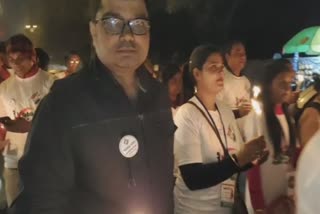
[217,69,251,110]
[240,108,293,213]
[296,130,320,214]
[174,96,243,214]
[0,69,55,168]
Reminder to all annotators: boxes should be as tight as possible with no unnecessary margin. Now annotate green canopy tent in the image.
[283,26,320,90]
[283,26,320,55]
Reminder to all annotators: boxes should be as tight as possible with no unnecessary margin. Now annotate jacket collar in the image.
[89,56,153,93]
[87,56,157,114]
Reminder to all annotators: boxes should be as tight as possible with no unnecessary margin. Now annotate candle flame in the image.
[253,86,261,99]
[297,74,304,83]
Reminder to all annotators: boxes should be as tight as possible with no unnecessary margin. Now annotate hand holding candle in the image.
[250,86,270,165]
[237,136,267,167]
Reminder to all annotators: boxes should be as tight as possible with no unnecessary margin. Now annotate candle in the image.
[252,85,261,99]
[296,74,304,91]
[251,99,262,116]
[251,85,263,137]
[251,98,263,137]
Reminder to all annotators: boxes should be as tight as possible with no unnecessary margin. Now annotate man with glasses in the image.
[0,34,55,207]
[62,51,82,78]
[13,0,174,214]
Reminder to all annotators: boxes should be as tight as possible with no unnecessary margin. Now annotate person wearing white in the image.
[296,130,320,214]
[239,59,298,214]
[217,41,252,119]
[0,34,55,206]
[174,45,266,214]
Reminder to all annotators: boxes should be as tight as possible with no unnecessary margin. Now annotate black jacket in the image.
[12,59,175,214]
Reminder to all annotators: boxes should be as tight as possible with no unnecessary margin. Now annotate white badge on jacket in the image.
[119,135,139,158]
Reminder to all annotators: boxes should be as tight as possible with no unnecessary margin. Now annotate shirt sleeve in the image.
[174,107,202,166]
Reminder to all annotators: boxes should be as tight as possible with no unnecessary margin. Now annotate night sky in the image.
[1,0,320,64]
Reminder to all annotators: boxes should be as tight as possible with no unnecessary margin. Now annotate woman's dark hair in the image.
[64,51,81,64]
[181,63,194,103]
[5,34,34,55]
[35,48,50,71]
[314,77,320,92]
[189,44,221,85]
[222,40,245,71]
[162,63,180,85]
[222,40,245,56]
[0,42,5,54]
[261,59,296,157]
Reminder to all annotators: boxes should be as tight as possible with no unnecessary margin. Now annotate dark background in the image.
[0,0,319,64]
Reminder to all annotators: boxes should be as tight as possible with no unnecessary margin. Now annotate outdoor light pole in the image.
[24,23,41,47]
[25,24,38,33]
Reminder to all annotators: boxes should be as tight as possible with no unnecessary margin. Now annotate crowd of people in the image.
[0,0,318,213]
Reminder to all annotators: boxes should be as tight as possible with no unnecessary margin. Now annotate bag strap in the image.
[306,101,320,113]
[187,101,227,154]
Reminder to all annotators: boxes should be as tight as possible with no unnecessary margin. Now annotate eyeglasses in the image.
[95,16,150,35]
[69,60,80,65]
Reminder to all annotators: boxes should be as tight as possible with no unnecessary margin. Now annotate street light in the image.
[25,25,38,33]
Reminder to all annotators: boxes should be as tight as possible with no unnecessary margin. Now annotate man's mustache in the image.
[117,41,136,49]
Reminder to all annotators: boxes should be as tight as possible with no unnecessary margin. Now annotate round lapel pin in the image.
[119,135,139,158]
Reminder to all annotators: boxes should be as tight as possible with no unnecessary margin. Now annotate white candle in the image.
[251,85,263,136]
[252,85,261,99]
[251,98,263,137]
[296,74,304,91]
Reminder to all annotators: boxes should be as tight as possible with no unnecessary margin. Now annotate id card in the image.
[220,175,236,208]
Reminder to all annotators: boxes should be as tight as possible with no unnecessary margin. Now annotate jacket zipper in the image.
[137,113,154,213]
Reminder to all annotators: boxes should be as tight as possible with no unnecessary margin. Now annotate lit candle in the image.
[252,85,261,99]
[251,86,262,137]
[296,74,304,91]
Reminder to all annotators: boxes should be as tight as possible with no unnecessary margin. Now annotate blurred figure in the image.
[64,51,82,77]
[296,130,320,214]
[180,63,195,104]
[241,59,297,214]
[35,48,50,71]
[297,80,320,147]
[0,42,10,83]
[162,63,183,115]
[217,40,252,119]
[0,34,55,206]
[174,44,266,214]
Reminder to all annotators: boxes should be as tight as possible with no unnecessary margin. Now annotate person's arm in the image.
[179,157,240,190]
[13,94,75,214]
[299,108,319,147]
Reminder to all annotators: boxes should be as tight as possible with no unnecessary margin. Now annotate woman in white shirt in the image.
[241,59,298,214]
[174,44,267,214]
